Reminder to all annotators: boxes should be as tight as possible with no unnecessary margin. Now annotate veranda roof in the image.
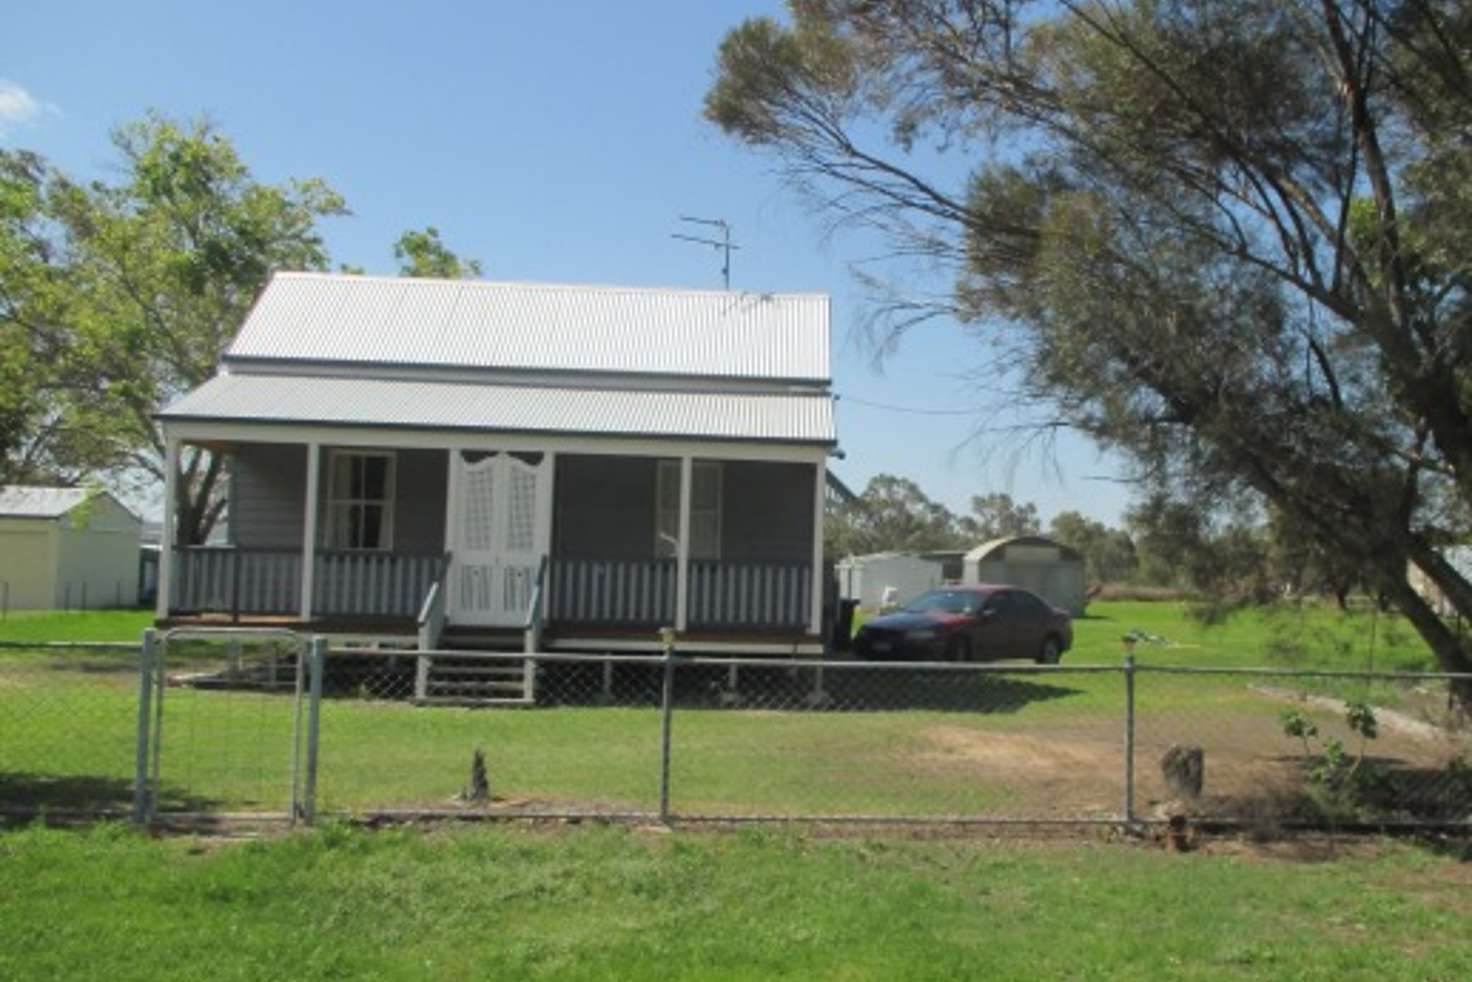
[158,373,837,445]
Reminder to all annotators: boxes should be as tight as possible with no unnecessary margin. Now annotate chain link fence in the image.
[0,641,143,818]
[5,629,1471,831]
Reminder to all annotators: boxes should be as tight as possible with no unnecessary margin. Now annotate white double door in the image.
[449,451,552,627]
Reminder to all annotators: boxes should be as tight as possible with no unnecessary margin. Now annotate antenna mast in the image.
[671,215,741,290]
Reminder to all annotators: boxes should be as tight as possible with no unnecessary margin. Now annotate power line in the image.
[837,394,984,416]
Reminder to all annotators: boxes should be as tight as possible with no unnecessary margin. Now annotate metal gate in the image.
[135,628,311,823]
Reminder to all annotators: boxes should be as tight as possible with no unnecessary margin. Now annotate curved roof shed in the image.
[962,535,1087,615]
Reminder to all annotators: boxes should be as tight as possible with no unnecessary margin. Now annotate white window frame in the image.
[324,449,396,551]
[656,459,721,560]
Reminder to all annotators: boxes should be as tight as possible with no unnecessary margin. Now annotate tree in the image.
[0,114,347,542]
[1125,494,1273,605]
[394,226,482,279]
[962,492,1040,541]
[1049,510,1138,585]
[705,1,1472,685]
[826,474,968,555]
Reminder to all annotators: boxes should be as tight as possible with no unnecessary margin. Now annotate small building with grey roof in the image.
[0,486,143,611]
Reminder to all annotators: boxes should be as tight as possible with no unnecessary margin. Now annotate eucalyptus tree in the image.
[706,1,1472,683]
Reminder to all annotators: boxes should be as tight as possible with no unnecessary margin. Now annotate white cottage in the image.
[155,273,838,656]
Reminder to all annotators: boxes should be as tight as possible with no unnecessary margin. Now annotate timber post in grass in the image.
[465,747,490,803]
[659,626,677,823]
[133,629,157,825]
[303,636,326,825]
[1123,654,1136,828]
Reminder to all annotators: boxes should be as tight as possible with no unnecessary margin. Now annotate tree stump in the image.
[464,747,490,803]
[1161,744,1204,798]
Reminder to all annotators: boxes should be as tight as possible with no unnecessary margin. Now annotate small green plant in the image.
[1280,700,1381,820]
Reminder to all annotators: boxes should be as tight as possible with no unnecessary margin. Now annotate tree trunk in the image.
[174,447,226,546]
[1372,555,1472,709]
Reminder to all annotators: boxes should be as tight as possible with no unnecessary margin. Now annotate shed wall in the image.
[0,520,57,610]
[837,555,943,609]
[54,495,142,608]
[967,559,1087,616]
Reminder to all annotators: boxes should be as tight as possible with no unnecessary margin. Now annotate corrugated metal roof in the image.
[159,374,837,445]
[225,272,831,383]
[0,485,91,519]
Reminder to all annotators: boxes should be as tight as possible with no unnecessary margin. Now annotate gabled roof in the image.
[0,485,140,523]
[158,374,837,445]
[0,485,92,519]
[225,272,831,384]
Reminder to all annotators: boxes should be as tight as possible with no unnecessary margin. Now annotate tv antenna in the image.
[671,215,741,290]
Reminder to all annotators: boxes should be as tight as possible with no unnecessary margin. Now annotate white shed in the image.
[836,552,944,611]
[0,486,143,611]
[962,535,1088,616]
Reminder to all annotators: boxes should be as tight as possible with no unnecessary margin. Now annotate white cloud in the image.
[0,81,56,135]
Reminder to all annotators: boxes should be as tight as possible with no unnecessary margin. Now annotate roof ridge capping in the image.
[270,269,830,300]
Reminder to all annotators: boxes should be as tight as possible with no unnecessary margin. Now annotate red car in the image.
[853,584,1072,663]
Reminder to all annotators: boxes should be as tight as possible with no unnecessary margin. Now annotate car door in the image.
[1010,590,1051,659]
[972,592,1012,660]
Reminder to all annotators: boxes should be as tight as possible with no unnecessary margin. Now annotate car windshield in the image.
[904,590,981,615]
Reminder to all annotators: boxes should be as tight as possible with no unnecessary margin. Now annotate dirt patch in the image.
[918,725,1126,814]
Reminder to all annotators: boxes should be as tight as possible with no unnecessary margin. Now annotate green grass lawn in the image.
[0,607,153,644]
[1,822,1468,981]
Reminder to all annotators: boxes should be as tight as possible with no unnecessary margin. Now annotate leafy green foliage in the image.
[1281,699,1382,818]
[1,116,484,542]
[705,1,1472,683]
[392,225,482,279]
[0,115,347,539]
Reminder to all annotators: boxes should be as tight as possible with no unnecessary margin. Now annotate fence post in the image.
[658,627,676,824]
[133,629,156,824]
[289,638,308,823]
[303,636,326,825]
[1123,654,1136,828]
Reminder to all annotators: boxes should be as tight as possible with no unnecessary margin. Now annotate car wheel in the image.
[944,636,970,663]
[1036,636,1062,665]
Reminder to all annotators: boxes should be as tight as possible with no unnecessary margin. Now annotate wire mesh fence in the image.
[145,630,307,818]
[1133,667,1472,828]
[311,650,668,818]
[6,629,1472,831]
[663,658,1129,822]
[0,642,143,816]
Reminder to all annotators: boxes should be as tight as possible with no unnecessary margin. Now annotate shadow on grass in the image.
[537,662,1084,715]
[0,771,222,818]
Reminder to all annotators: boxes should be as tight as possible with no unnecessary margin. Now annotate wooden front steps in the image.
[414,653,535,707]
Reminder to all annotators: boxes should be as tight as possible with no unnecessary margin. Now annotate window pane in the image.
[360,505,384,549]
[332,455,353,498]
[691,513,720,560]
[655,510,679,558]
[656,461,680,510]
[363,457,387,500]
[328,504,353,549]
[692,462,721,509]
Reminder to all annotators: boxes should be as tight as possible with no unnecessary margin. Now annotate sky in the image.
[2,0,1133,527]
